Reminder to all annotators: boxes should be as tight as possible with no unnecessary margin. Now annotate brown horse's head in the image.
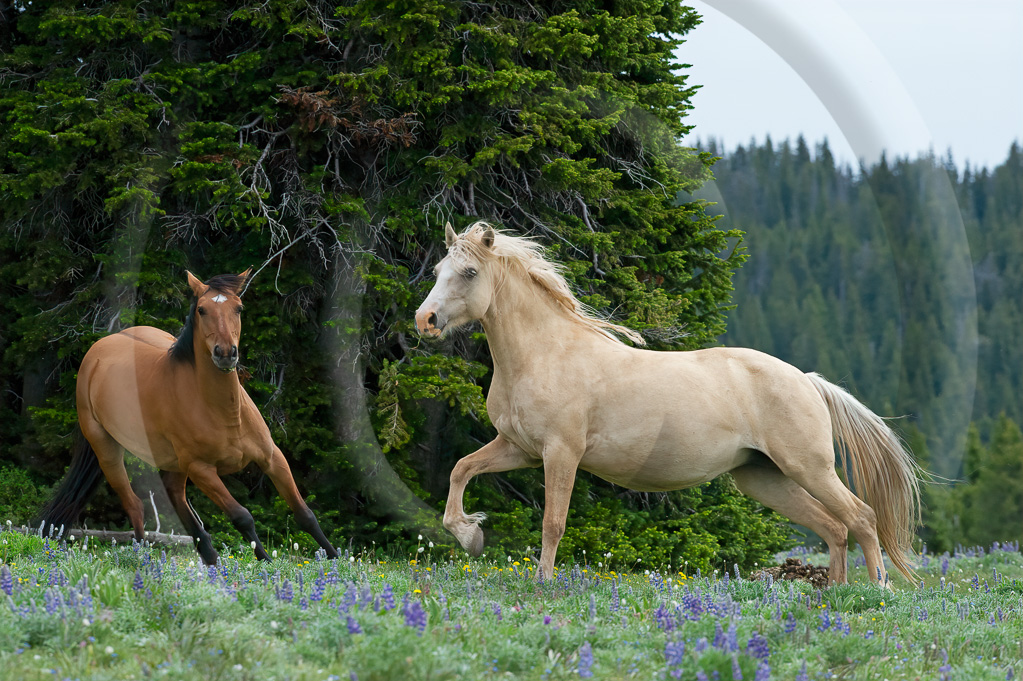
[181,269,252,372]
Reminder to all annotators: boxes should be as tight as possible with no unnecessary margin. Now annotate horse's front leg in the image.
[538,441,581,582]
[260,446,339,559]
[185,461,270,564]
[444,435,537,556]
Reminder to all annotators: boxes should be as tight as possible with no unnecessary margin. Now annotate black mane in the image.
[167,273,247,365]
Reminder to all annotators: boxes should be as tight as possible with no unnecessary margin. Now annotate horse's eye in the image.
[197,306,206,316]
[464,267,478,280]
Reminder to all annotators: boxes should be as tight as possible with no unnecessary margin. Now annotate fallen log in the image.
[4,524,193,547]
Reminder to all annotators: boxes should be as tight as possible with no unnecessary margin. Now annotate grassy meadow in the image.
[1,525,1022,681]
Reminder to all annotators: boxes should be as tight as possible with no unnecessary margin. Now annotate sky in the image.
[677,0,1023,170]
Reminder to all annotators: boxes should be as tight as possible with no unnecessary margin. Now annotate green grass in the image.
[1,526,1022,680]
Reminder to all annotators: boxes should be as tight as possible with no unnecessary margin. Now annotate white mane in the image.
[451,222,646,345]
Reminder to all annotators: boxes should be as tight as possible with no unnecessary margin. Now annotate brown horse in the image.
[39,270,338,565]
[415,222,923,586]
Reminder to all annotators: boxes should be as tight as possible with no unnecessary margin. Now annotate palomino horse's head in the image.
[185,269,252,372]
[416,222,497,337]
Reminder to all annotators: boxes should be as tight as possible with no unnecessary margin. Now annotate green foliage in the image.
[0,466,49,527]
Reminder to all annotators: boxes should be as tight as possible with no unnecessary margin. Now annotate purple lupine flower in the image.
[939,649,951,681]
[310,576,326,603]
[404,601,427,635]
[695,672,709,681]
[755,661,771,681]
[785,612,797,634]
[610,578,620,613]
[712,621,726,649]
[44,589,61,616]
[664,640,685,679]
[278,579,294,603]
[493,602,502,621]
[1,565,14,596]
[941,555,949,576]
[795,660,809,681]
[346,616,362,634]
[726,622,739,653]
[577,641,594,678]
[340,582,356,613]
[589,593,596,620]
[746,632,769,661]
[132,570,144,592]
[817,609,831,631]
[655,604,674,632]
[381,583,395,611]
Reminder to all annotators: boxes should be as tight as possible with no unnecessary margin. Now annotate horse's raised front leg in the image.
[444,435,538,557]
[185,461,269,564]
[259,446,339,559]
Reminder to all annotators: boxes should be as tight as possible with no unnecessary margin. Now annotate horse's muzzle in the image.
[415,308,444,337]
[212,355,238,372]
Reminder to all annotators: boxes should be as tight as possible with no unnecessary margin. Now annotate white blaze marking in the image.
[211,294,227,303]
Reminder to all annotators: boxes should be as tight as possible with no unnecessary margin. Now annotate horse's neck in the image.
[481,272,594,376]
[192,356,245,424]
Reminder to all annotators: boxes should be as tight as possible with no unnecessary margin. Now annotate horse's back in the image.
[574,344,830,490]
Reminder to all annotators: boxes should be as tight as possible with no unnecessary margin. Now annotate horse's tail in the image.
[805,372,923,581]
[36,429,106,539]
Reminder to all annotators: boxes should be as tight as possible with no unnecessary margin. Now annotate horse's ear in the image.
[186,271,205,298]
[481,226,495,250]
[236,267,253,293]
[444,222,457,249]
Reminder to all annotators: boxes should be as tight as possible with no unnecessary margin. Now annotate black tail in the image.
[36,430,106,538]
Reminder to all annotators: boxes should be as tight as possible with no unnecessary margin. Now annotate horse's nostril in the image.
[428,312,438,328]
[213,345,223,358]
[230,345,238,359]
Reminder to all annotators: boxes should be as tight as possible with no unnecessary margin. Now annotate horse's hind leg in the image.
[160,471,219,566]
[260,446,338,559]
[81,421,145,541]
[444,435,538,557]
[775,454,890,586]
[730,463,849,584]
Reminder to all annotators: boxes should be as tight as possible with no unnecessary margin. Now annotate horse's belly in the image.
[579,419,753,492]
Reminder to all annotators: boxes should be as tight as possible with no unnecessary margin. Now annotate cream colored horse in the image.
[415,222,922,585]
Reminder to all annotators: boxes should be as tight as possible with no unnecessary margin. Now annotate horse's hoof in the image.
[467,525,484,557]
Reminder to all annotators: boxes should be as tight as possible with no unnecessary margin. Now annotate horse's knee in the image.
[542,518,566,543]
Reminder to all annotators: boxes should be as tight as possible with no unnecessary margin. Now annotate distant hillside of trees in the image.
[701,137,1022,550]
